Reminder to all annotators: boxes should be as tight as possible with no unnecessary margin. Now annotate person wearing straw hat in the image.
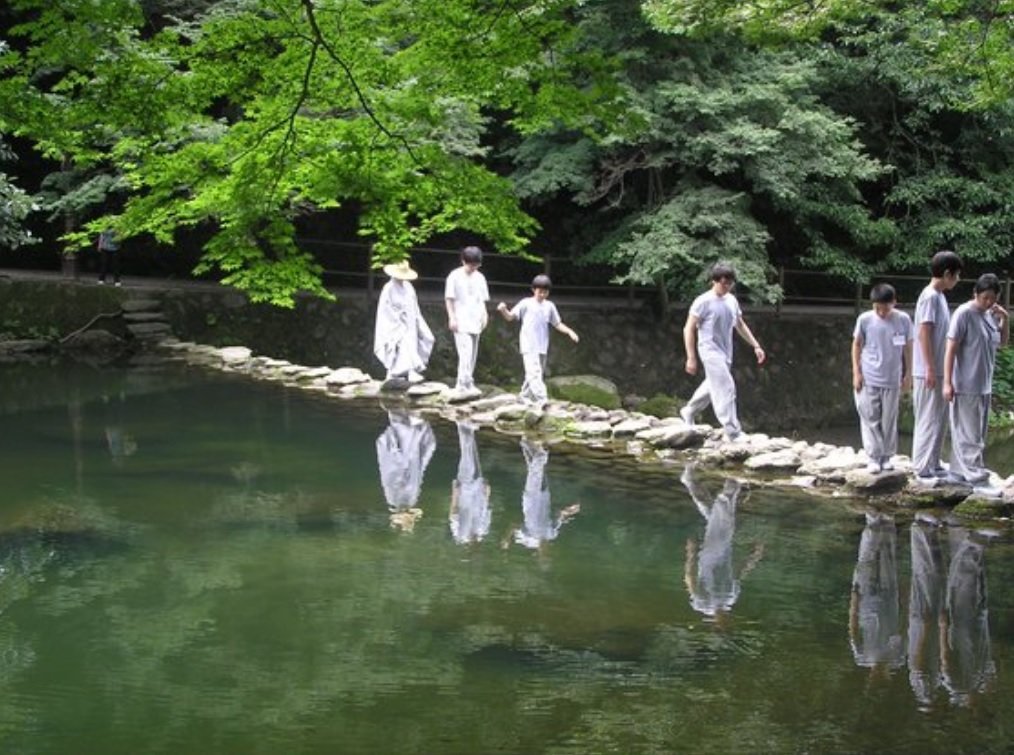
[373,259,434,384]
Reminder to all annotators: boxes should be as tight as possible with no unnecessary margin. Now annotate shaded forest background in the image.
[1,0,1012,308]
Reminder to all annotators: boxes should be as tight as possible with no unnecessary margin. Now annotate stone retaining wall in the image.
[0,278,856,430]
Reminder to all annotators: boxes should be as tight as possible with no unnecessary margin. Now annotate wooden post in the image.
[1005,274,1011,309]
[854,281,864,314]
[776,265,785,316]
[366,250,375,306]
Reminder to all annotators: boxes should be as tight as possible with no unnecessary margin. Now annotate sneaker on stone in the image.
[866,462,882,474]
[407,371,425,384]
[881,460,895,472]
[912,474,939,488]
[972,485,1003,499]
[679,407,694,425]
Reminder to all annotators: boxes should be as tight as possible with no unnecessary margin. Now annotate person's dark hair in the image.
[710,262,736,282]
[531,274,552,290]
[974,273,1001,296]
[930,250,963,278]
[870,283,897,304]
[461,245,483,265]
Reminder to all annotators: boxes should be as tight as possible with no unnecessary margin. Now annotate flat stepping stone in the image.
[123,311,168,323]
[121,299,162,312]
[127,322,172,336]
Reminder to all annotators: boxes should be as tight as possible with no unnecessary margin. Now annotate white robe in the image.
[373,279,434,376]
[376,411,436,512]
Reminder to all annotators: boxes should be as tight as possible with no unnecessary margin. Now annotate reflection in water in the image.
[102,392,138,467]
[449,421,491,545]
[941,528,995,707]
[853,515,997,708]
[680,464,763,620]
[375,409,435,532]
[849,513,904,673]
[909,519,945,707]
[505,438,580,551]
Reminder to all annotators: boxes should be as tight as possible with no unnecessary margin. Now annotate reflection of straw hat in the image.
[383,260,418,281]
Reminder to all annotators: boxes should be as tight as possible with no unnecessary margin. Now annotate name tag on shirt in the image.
[892,335,907,346]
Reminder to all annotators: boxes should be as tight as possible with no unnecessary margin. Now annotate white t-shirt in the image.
[689,291,741,363]
[444,267,490,335]
[913,284,950,379]
[853,309,913,388]
[948,301,1002,395]
[509,297,561,355]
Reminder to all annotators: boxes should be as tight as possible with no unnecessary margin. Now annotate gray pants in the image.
[855,385,900,463]
[520,352,548,405]
[685,351,742,437]
[948,394,991,484]
[453,331,480,390]
[912,378,948,476]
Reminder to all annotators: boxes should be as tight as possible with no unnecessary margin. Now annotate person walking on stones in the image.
[943,273,1009,494]
[97,228,121,286]
[496,274,579,411]
[373,259,434,385]
[852,283,913,474]
[680,262,766,441]
[445,245,489,399]
[911,251,964,487]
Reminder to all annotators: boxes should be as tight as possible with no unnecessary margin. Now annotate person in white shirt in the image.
[851,283,913,473]
[444,246,490,397]
[943,273,1009,491]
[496,274,579,410]
[681,263,766,441]
[911,251,963,486]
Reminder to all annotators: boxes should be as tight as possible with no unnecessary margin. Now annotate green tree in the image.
[511,3,888,301]
[1,0,615,305]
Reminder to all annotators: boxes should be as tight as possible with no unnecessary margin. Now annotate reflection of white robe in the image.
[513,439,559,549]
[941,529,995,707]
[850,515,904,669]
[373,279,434,376]
[376,412,435,512]
[682,469,741,617]
[449,423,491,544]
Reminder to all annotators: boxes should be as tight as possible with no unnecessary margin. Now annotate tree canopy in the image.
[1,0,1012,304]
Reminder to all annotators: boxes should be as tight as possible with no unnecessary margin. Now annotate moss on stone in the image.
[637,394,679,418]
[953,498,1012,520]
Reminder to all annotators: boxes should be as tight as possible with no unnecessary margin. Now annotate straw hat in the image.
[383,260,418,281]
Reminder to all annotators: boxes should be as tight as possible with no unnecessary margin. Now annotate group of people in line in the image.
[372,245,578,409]
[849,251,1009,495]
[374,246,1009,494]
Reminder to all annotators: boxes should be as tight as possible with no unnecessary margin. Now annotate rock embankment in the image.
[158,339,1014,522]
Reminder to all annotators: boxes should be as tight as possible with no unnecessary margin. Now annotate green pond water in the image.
[2,360,1014,754]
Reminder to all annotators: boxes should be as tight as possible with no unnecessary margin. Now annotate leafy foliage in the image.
[2,0,616,305]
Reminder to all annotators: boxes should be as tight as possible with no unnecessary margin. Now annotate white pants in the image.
[949,394,991,484]
[685,351,741,437]
[912,378,948,476]
[855,385,900,463]
[520,352,548,405]
[453,331,480,390]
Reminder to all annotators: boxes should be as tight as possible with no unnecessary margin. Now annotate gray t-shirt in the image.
[913,285,950,379]
[948,301,1002,395]
[853,309,913,388]
[510,297,561,355]
[689,291,741,363]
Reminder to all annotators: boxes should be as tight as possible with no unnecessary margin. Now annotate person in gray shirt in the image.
[852,283,913,473]
[681,263,766,441]
[911,251,963,485]
[943,273,1009,490]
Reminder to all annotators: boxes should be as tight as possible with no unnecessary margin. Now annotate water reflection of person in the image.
[680,464,763,621]
[940,528,995,708]
[449,421,491,545]
[908,517,945,708]
[503,437,579,552]
[376,408,435,532]
[102,392,137,467]
[849,513,904,675]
